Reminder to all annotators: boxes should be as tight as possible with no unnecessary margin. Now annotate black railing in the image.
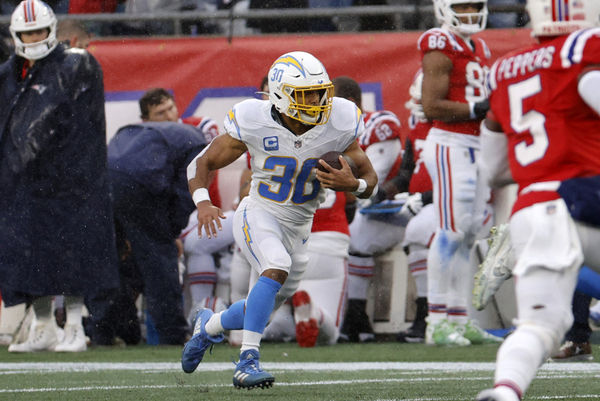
[0,4,527,39]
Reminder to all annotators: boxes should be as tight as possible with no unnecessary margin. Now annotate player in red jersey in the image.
[332,76,406,343]
[476,1,600,400]
[393,69,437,343]
[420,0,500,346]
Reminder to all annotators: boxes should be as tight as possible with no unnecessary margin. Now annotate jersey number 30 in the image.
[258,156,320,204]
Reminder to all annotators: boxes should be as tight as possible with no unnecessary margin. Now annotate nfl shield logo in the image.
[294,140,302,149]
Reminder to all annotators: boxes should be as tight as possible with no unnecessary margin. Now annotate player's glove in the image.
[470,99,490,120]
[395,192,423,219]
[405,98,427,121]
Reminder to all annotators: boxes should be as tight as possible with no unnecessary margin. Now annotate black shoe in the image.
[339,299,374,343]
[396,320,426,343]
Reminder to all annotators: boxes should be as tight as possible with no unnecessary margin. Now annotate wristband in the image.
[371,184,378,197]
[352,178,368,196]
[468,101,476,120]
[192,188,210,205]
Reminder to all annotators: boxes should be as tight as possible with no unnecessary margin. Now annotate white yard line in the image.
[0,361,599,373]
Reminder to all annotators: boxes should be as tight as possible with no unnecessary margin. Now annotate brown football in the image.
[317,151,359,177]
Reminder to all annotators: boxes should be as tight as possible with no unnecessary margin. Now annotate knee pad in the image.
[260,237,292,271]
[516,309,573,354]
[515,269,576,351]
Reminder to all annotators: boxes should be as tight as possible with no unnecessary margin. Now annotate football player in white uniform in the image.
[181,51,377,390]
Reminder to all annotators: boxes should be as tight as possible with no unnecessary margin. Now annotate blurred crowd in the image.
[0,0,528,41]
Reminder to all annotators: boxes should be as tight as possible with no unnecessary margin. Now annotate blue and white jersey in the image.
[224,97,362,223]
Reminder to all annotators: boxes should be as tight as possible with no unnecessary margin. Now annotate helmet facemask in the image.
[282,83,334,125]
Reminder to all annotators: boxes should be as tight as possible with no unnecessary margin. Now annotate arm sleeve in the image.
[479,121,514,188]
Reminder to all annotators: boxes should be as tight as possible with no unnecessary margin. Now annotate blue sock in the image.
[576,266,600,299]
[243,276,282,334]
[220,299,246,330]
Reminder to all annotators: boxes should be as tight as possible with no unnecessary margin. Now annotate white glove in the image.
[398,192,423,219]
[393,192,410,203]
[405,98,427,121]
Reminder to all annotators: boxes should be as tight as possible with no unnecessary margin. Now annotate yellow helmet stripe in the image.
[271,55,306,78]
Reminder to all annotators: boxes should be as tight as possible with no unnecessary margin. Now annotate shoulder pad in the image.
[224,99,270,139]
[329,97,362,136]
[475,38,492,60]
[560,27,600,68]
[359,110,402,148]
[418,28,466,55]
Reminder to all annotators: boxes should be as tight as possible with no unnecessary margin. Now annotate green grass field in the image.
[1,342,599,400]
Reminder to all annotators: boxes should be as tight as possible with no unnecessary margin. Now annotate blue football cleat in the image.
[232,349,275,390]
[181,308,224,373]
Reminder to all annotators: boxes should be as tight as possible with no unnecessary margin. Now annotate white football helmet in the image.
[527,0,600,37]
[10,0,58,60]
[433,0,488,36]
[268,51,334,126]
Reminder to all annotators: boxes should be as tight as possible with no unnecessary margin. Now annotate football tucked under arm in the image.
[317,151,359,177]
[316,150,376,197]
